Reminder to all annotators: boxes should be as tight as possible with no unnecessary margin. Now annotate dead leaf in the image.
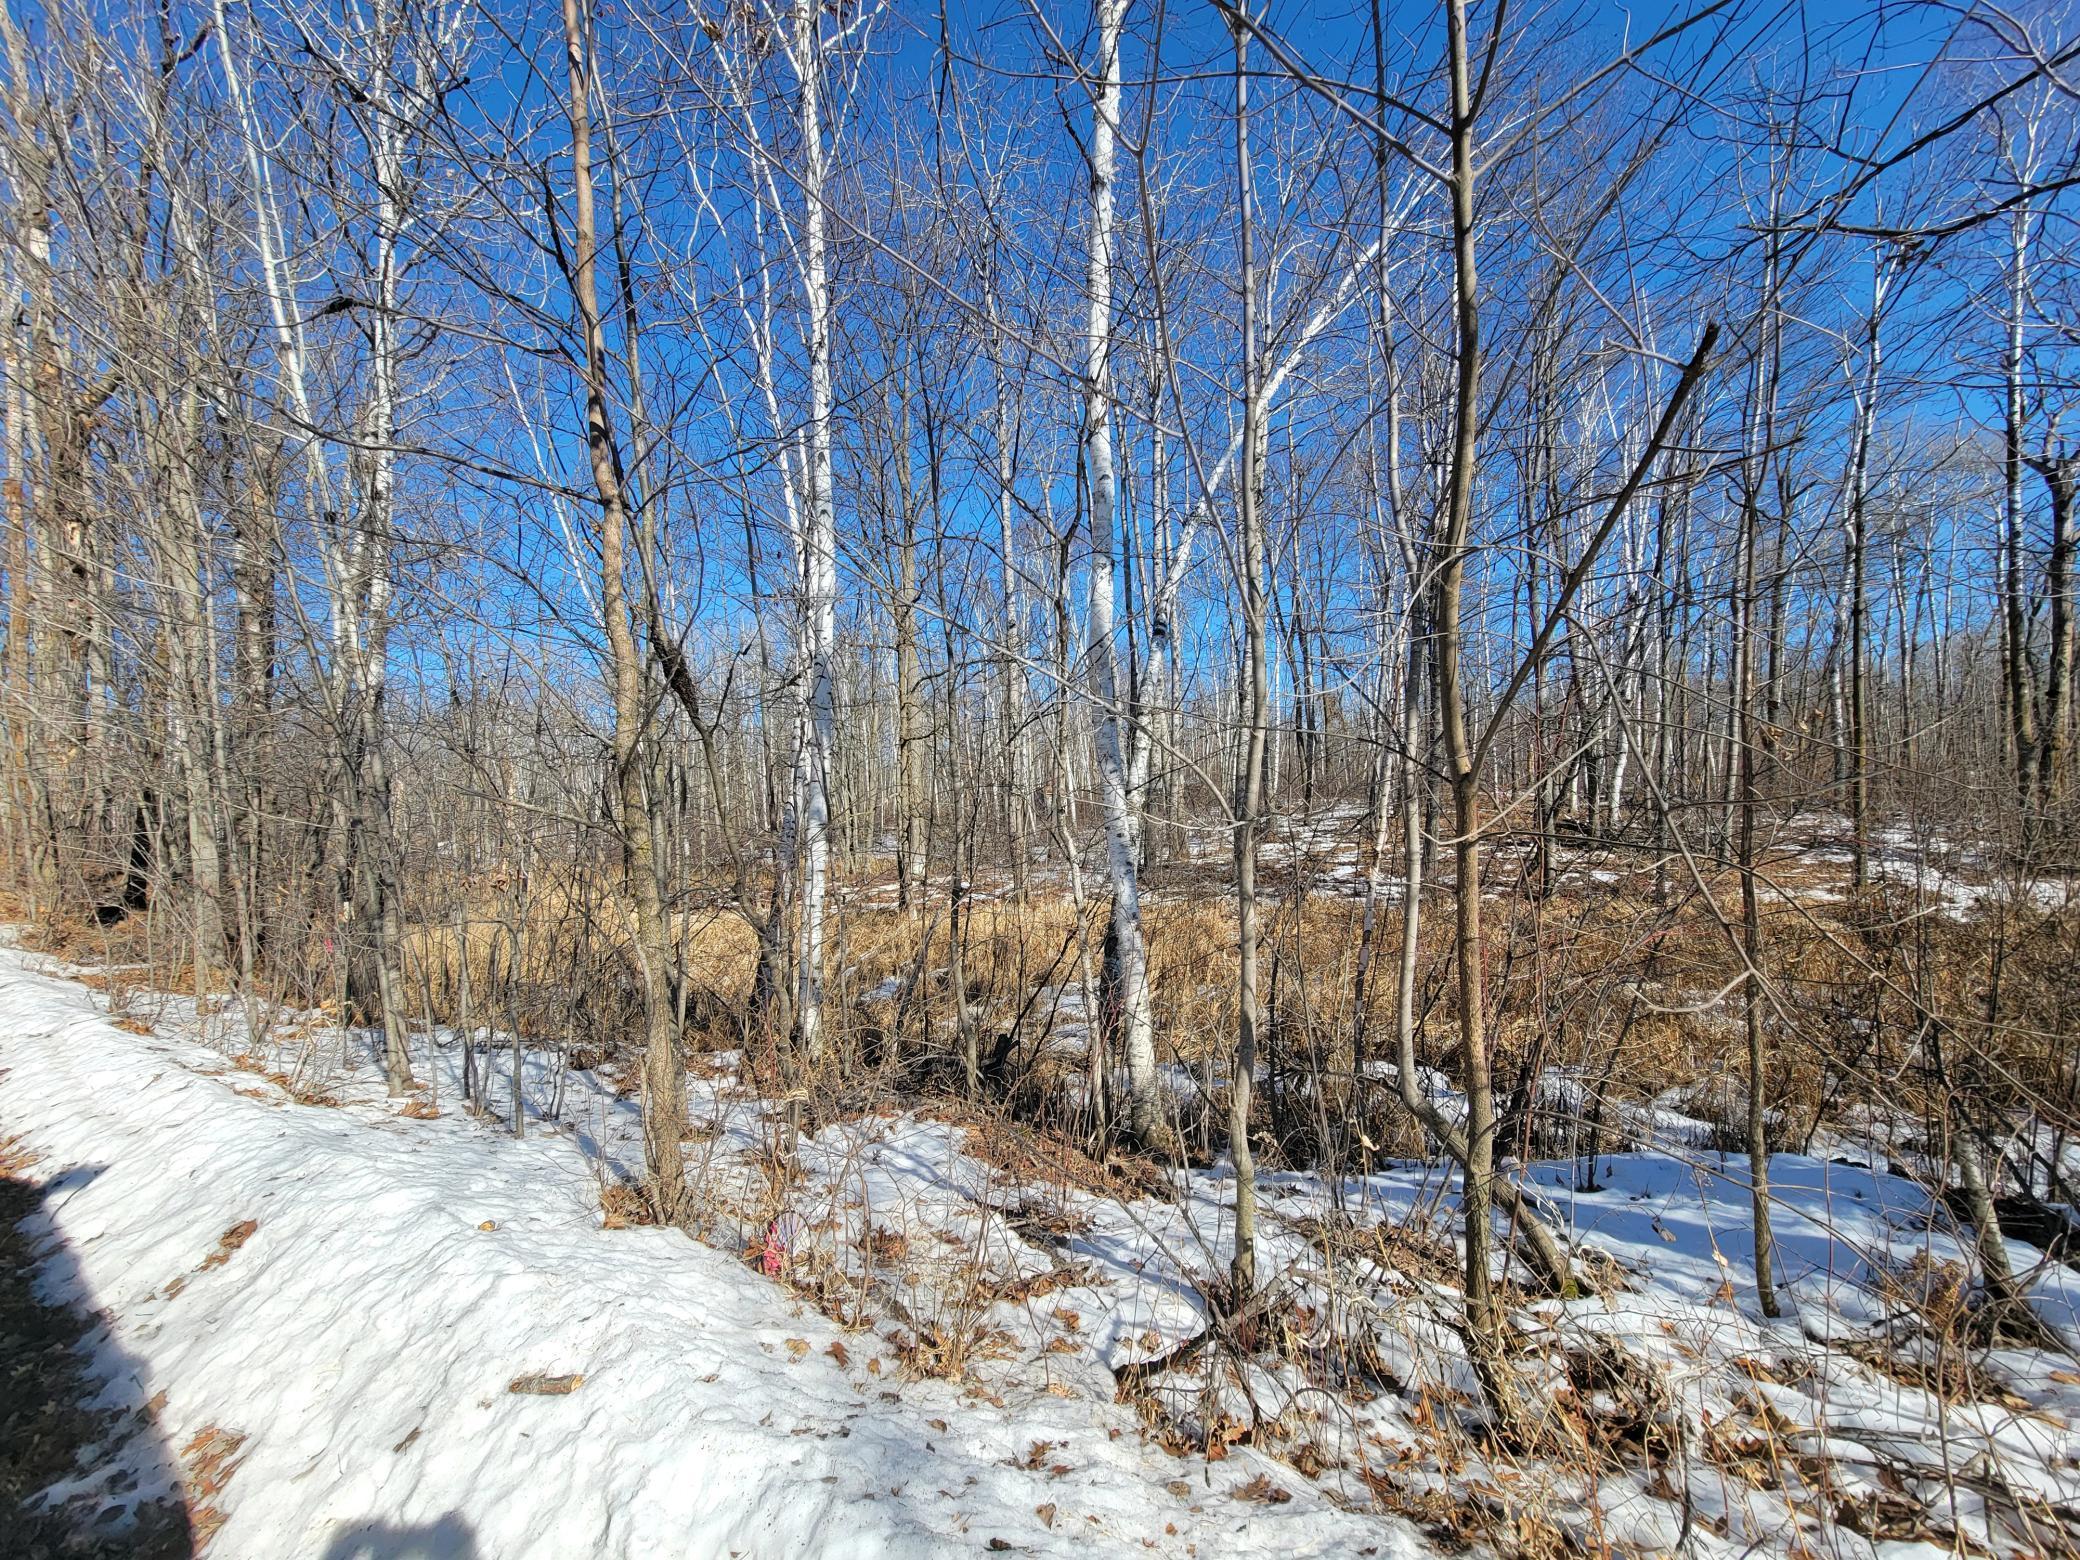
[507,1373,583,1396]
[199,1220,258,1271]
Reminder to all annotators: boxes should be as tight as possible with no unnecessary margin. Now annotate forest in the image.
[2,0,2079,1554]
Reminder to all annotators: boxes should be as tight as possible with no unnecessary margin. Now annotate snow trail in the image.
[0,948,1399,1558]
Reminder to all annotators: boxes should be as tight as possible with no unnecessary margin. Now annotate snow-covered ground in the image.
[0,946,1401,1558]
[7,939,2080,1559]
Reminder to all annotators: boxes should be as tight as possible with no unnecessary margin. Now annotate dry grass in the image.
[230,1052,341,1108]
[12,821,2080,1560]
[356,834,2080,1199]
[18,820,2076,1189]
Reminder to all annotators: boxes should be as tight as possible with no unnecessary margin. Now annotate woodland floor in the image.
[4,887,2080,1558]
[0,943,1401,1559]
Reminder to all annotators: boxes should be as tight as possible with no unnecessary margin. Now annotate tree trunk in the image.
[792,3,838,1061]
[1227,10,1264,1303]
[1736,393,1781,1321]
[1081,0,1163,1150]
[1435,0,1516,1414]
[560,0,687,1218]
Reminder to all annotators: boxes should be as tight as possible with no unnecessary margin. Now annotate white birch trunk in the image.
[1080,0,1160,1144]
[793,5,838,1059]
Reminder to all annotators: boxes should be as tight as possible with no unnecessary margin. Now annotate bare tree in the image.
[556,0,686,1215]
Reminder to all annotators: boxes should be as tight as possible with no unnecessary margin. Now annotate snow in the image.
[0,946,1407,1559]
[10,931,2080,1560]
[1806,823,2077,921]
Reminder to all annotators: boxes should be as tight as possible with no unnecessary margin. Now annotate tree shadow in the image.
[320,1513,479,1558]
[1,1166,194,1559]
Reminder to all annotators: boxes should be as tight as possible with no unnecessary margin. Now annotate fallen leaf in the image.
[507,1373,583,1396]
[1233,1475,1291,1505]
[199,1220,258,1271]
